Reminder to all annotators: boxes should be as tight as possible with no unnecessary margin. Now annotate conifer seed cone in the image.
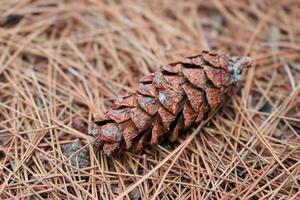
[91,51,251,155]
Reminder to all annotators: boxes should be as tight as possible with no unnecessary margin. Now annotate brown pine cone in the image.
[91,51,251,155]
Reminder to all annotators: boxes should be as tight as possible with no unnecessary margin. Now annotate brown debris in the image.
[62,141,90,168]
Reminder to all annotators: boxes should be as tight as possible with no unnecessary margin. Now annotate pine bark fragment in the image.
[92,51,251,155]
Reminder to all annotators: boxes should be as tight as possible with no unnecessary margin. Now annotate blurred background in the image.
[0,0,299,199]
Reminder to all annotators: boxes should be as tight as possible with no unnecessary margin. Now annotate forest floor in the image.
[0,0,300,199]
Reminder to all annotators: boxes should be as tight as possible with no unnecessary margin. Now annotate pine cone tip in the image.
[238,56,252,69]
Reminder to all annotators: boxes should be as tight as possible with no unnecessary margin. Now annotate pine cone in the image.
[91,51,251,155]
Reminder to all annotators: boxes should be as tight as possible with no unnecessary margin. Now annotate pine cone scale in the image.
[202,52,229,70]
[130,107,153,131]
[168,116,184,142]
[182,68,208,89]
[137,83,157,97]
[137,95,158,115]
[158,106,176,133]
[158,89,184,115]
[123,122,139,149]
[151,118,164,145]
[182,84,206,113]
[183,101,197,129]
[203,65,230,87]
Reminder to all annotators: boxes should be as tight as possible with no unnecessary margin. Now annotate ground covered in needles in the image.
[0,0,300,199]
